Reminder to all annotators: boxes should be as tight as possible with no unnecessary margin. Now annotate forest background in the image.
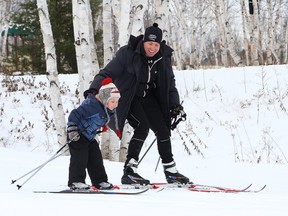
[0,0,288,162]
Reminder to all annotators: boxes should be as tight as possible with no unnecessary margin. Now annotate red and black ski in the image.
[116,183,266,193]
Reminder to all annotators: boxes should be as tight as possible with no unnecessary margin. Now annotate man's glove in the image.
[170,104,186,130]
[67,126,80,141]
[170,104,185,119]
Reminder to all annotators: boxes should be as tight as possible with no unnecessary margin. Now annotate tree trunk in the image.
[240,0,249,65]
[36,0,67,152]
[250,0,260,66]
[0,0,12,64]
[102,0,120,161]
[282,20,288,63]
[214,0,228,66]
[154,0,169,42]
[119,122,133,162]
[72,0,96,101]
[103,0,114,63]
[130,0,147,36]
[116,0,131,48]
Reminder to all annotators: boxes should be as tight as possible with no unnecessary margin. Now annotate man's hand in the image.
[170,104,185,119]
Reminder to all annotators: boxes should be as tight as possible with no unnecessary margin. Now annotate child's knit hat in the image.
[99,78,121,106]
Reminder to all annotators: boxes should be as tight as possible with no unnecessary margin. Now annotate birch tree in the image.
[240,0,249,65]
[266,0,281,64]
[101,0,120,161]
[36,0,67,151]
[221,1,243,66]
[103,0,114,63]
[187,0,198,68]
[282,18,288,63]
[113,0,131,48]
[72,0,98,101]
[154,0,169,42]
[169,1,183,69]
[130,0,147,36]
[214,0,228,66]
[0,0,16,68]
[249,0,260,66]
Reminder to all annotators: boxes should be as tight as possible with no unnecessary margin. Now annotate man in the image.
[86,23,190,185]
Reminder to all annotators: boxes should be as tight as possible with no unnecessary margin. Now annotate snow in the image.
[1,65,288,216]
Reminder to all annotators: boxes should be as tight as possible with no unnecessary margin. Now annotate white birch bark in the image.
[111,0,121,50]
[130,0,147,36]
[119,122,133,162]
[266,0,281,65]
[214,0,228,66]
[240,0,249,65]
[169,16,181,69]
[272,0,282,64]
[102,0,120,161]
[116,0,131,47]
[283,20,288,63]
[188,0,197,68]
[103,0,114,63]
[87,0,100,72]
[225,20,243,66]
[72,0,96,101]
[0,0,13,61]
[36,0,67,151]
[266,0,273,65]
[154,0,169,42]
[188,21,197,67]
[101,128,119,161]
[169,0,185,69]
[249,0,260,66]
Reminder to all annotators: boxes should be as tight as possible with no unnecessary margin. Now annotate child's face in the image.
[107,97,119,110]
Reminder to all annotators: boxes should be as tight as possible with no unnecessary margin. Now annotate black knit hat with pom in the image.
[143,23,162,44]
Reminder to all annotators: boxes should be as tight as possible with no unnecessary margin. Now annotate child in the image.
[67,77,121,190]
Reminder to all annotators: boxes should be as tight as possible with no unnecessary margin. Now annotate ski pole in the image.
[139,110,187,167]
[15,153,64,190]
[155,105,187,172]
[11,141,69,189]
[138,138,156,165]
[11,128,84,189]
[154,156,161,172]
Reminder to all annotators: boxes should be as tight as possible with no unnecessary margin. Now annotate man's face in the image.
[143,41,160,57]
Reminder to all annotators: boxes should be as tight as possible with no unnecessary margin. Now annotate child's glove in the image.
[67,126,80,141]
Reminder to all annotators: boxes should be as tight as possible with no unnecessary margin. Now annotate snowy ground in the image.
[1,65,288,216]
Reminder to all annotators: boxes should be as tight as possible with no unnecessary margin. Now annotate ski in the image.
[116,183,266,193]
[114,184,164,192]
[240,184,267,193]
[34,188,149,195]
[188,184,252,193]
[189,184,267,193]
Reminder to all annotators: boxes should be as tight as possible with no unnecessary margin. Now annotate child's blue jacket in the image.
[67,93,114,141]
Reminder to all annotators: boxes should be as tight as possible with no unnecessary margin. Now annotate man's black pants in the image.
[126,94,173,164]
